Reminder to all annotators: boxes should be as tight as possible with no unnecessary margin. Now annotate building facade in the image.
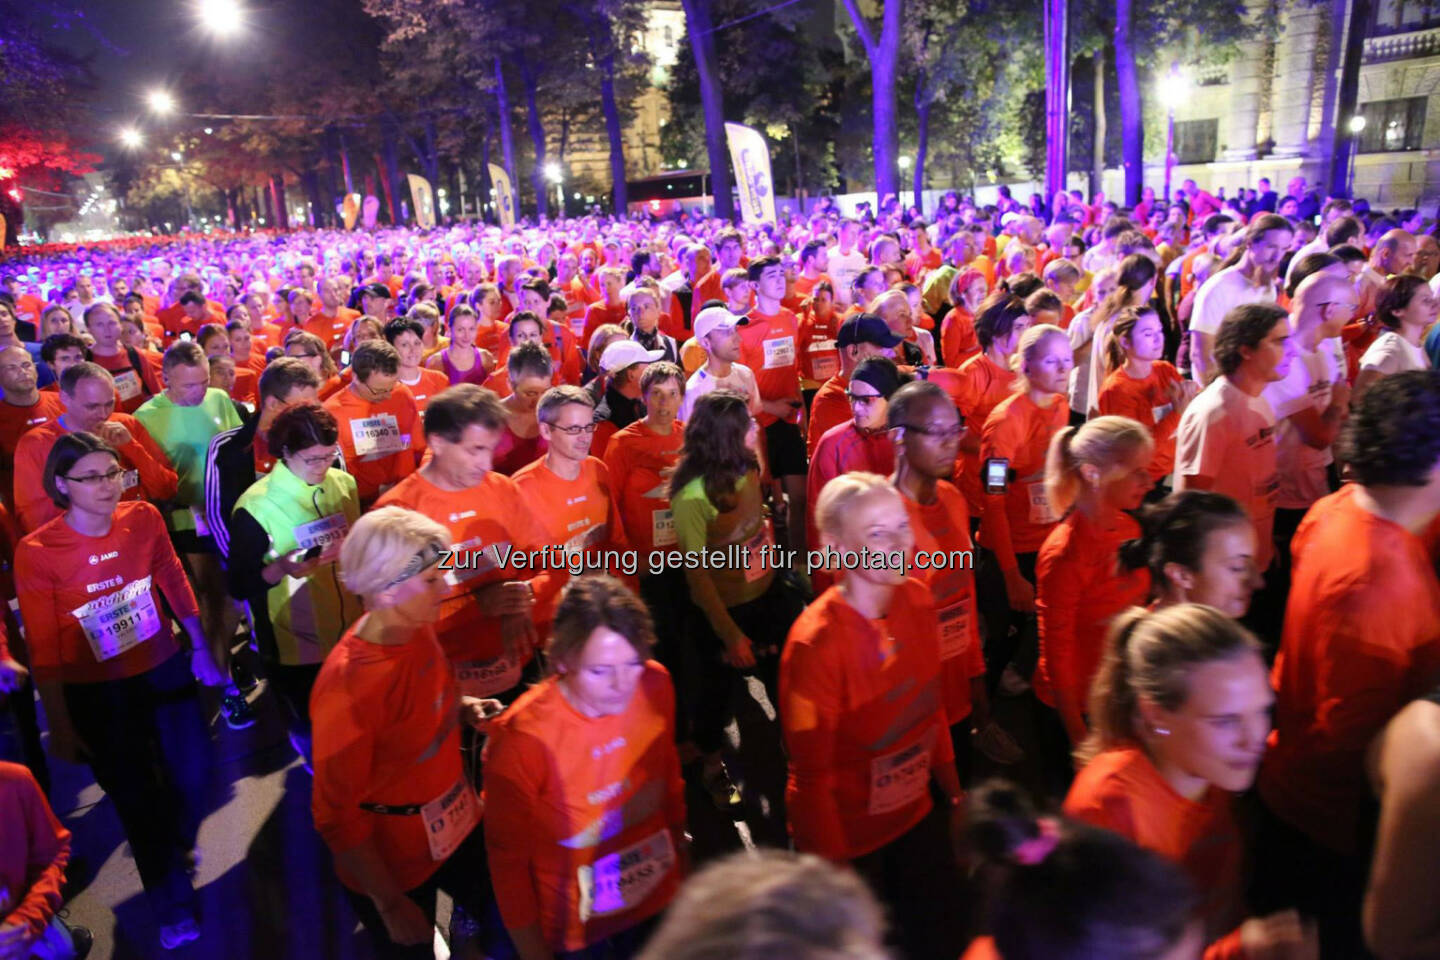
[1165,0,1440,209]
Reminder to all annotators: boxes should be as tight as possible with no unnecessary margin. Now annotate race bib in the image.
[742,522,774,583]
[811,353,839,380]
[70,577,162,663]
[570,314,588,339]
[421,776,481,861]
[577,828,676,923]
[113,370,141,402]
[122,469,139,491]
[651,509,676,547]
[937,592,973,661]
[351,415,404,458]
[869,738,932,816]
[1027,482,1059,525]
[762,336,796,370]
[456,652,522,698]
[564,524,608,563]
[1151,402,1174,424]
[294,513,349,560]
[443,536,503,586]
[190,506,211,537]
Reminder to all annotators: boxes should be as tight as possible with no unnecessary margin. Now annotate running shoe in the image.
[220,687,257,730]
[975,720,1025,765]
[998,665,1032,697]
[159,916,200,950]
[701,761,744,818]
[229,658,259,694]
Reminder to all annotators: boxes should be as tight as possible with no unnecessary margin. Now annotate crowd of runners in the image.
[1,175,1439,960]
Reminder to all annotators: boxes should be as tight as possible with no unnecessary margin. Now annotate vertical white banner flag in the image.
[488,164,517,229]
[725,122,776,225]
[408,174,436,230]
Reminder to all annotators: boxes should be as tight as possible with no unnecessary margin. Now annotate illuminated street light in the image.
[1349,115,1367,134]
[898,155,912,171]
[197,0,244,36]
[147,89,176,115]
[1158,65,1189,202]
[1347,115,1367,198]
[119,128,144,149]
[544,162,562,183]
[171,150,184,162]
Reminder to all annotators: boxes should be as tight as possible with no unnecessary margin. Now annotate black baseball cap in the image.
[837,312,903,349]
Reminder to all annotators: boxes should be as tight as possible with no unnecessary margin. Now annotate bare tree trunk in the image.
[1092,47,1107,199]
[270,174,289,230]
[1114,0,1143,206]
[1328,0,1373,196]
[302,169,323,227]
[1045,0,1071,205]
[840,0,903,202]
[1317,0,1346,184]
[494,57,519,205]
[516,51,549,219]
[423,119,442,224]
[679,0,735,220]
[381,123,405,224]
[599,50,628,216]
[914,91,931,213]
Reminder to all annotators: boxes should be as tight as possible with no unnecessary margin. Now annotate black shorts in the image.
[170,528,218,556]
[763,418,807,478]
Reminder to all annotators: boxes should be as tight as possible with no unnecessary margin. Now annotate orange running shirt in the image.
[324,383,421,504]
[310,623,474,893]
[397,367,452,413]
[14,501,195,685]
[940,306,980,369]
[1097,362,1183,481]
[603,419,684,557]
[483,663,686,951]
[1066,747,1246,955]
[374,471,554,696]
[979,392,1070,561]
[902,481,984,725]
[781,579,955,861]
[1259,484,1440,856]
[740,307,802,426]
[13,415,178,533]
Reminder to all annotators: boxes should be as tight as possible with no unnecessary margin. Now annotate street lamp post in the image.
[544,162,563,219]
[1347,115,1367,199]
[1157,65,1188,204]
[171,149,194,229]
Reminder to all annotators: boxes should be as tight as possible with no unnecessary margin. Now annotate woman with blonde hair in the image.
[283,329,343,399]
[1034,416,1154,756]
[975,323,1072,698]
[1064,604,1314,960]
[782,472,966,959]
[310,506,503,957]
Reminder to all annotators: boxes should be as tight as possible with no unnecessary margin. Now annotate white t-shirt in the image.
[1284,236,1330,285]
[1067,306,1098,415]
[680,362,762,422]
[1175,376,1279,570]
[828,249,868,307]
[1263,339,1342,510]
[1359,330,1428,376]
[1189,265,1279,337]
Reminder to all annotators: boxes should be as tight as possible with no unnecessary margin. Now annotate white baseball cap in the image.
[599,339,666,373]
[693,305,749,344]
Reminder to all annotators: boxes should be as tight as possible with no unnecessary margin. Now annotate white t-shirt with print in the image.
[1263,339,1342,510]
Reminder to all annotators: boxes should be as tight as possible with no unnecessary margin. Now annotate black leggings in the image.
[680,573,807,756]
[975,548,1039,692]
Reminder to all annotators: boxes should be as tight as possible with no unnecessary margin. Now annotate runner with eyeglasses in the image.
[325,340,422,507]
[15,432,223,951]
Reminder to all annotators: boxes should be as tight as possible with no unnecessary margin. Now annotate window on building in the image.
[664,25,673,46]
[1174,119,1219,164]
[1370,0,1440,35]
[1358,97,1427,152]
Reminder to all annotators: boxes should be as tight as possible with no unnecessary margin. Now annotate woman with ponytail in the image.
[1065,605,1317,960]
[1120,491,1262,619]
[975,324,1072,699]
[1084,254,1160,417]
[1098,307,1201,486]
[1033,416,1154,755]
[961,780,1205,960]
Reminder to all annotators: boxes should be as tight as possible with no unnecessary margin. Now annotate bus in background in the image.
[626,170,711,218]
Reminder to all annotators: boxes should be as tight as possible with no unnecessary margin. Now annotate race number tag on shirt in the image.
[762,336,796,370]
[113,370,142,402]
[570,315,588,340]
[70,576,162,663]
[1027,482,1059,525]
[351,414,404,458]
[577,828,676,923]
[652,509,676,547]
[456,652,521,698]
[190,506,211,537]
[1151,402,1174,424]
[937,593,973,660]
[811,352,839,380]
[869,739,932,816]
[295,513,349,560]
[443,536,502,587]
[421,776,480,862]
[742,522,774,582]
[122,469,139,491]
